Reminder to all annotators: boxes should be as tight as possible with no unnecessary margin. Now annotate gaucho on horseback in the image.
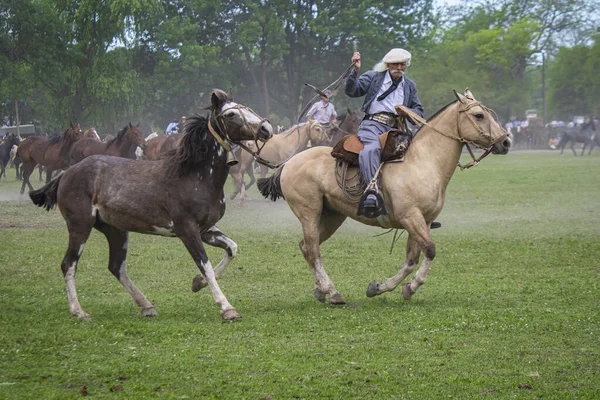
[307,89,338,144]
[345,48,427,219]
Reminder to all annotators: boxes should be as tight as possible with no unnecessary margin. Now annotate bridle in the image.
[206,102,273,166]
[398,101,508,170]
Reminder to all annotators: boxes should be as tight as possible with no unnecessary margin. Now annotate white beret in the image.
[383,48,411,66]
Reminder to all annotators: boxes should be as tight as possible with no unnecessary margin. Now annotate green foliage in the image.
[1,0,598,132]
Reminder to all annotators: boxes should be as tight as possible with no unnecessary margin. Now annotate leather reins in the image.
[397,102,508,170]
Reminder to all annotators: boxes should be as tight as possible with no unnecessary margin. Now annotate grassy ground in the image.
[0,150,599,399]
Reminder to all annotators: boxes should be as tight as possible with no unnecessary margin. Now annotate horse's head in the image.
[210,89,273,143]
[6,133,20,146]
[308,122,329,146]
[124,123,146,148]
[453,89,511,155]
[67,123,84,142]
[84,127,100,140]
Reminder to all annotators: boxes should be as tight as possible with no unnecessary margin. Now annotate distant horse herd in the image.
[1,88,597,321]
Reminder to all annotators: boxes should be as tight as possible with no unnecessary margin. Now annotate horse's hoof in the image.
[366,280,381,297]
[141,307,158,317]
[72,311,91,319]
[402,282,415,300]
[192,275,208,292]
[313,287,327,303]
[328,292,346,305]
[221,308,242,321]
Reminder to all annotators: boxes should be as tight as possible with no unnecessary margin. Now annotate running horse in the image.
[258,89,510,305]
[29,89,273,321]
[17,123,83,193]
[558,119,596,156]
[69,123,146,165]
[256,122,328,179]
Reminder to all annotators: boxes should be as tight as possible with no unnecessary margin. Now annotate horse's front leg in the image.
[192,226,238,292]
[570,141,577,156]
[300,212,346,304]
[366,235,421,297]
[177,224,240,321]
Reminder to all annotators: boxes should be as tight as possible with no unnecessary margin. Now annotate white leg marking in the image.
[203,260,234,313]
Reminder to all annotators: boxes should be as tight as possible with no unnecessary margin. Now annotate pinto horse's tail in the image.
[29,173,63,211]
[257,166,285,202]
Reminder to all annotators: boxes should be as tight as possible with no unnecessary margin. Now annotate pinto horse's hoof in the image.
[366,280,381,297]
[313,287,327,303]
[402,282,415,300]
[192,275,208,292]
[221,308,242,321]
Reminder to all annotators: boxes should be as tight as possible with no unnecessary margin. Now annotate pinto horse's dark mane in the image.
[165,114,214,178]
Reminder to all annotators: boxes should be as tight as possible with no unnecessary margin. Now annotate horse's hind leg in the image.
[192,226,238,292]
[366,235,421,297]
[94,222,157,316]
[177,224,240,320]
[61,219,95,318]
[367,211,435,300]
[300,209,347,304]
[20,162,36,194]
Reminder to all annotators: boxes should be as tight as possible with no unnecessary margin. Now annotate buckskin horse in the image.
[17,123,83,193]
[258,89,510,305]
[29,89,273,321]
[69,123,146,165]
[256,122,328,179]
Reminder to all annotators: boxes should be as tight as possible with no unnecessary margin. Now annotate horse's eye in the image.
[474,113,484,120]
[224,112,237,119]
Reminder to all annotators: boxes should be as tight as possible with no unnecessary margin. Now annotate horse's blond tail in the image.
[29,173,63,211]
[257,166,285,201]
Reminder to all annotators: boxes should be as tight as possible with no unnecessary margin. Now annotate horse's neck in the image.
[405,114,463,187]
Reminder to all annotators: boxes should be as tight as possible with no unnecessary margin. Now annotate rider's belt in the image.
[364,112,397,127]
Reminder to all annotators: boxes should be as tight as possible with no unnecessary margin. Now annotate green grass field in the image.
[1,150,599,399]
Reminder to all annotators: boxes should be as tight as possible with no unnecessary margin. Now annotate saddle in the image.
[330,129,412,220]
[331,129,412,167]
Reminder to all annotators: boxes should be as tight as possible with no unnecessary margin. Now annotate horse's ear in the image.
[227,88,234,101]
[211,90,227,110]
[347,107,352,114]
[136,122,140,127]
[464,88,475,100]
[453,90,466,104]
[70,122,76,129]
[128,122,133,128]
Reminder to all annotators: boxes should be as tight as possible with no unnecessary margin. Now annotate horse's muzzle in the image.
[257,122,274,142]
[491,137,511,155]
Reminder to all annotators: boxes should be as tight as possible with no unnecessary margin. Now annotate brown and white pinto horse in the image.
[258,89,511,305]
[17,123,83,193]
[69,123,145,165]
[29,90,273,321]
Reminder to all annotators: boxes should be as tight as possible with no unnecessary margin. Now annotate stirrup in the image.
[357,189,387,218]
